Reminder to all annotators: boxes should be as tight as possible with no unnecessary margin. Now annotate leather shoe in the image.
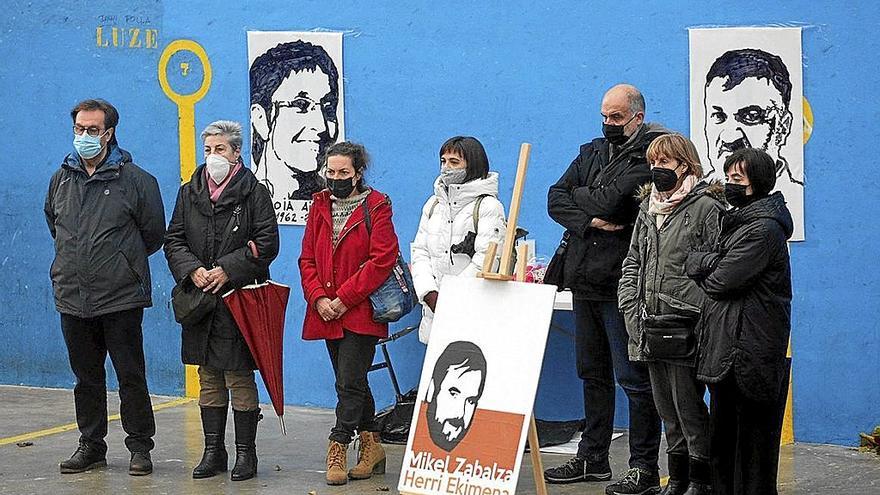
[129,451,153,476]
[60,443,106,474]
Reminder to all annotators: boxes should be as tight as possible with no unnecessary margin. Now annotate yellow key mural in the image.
[158,39,212,397]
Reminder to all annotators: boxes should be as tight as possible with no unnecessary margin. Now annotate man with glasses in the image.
[44,99,165,476]
[546,84,668,495]
[249,40,340,207]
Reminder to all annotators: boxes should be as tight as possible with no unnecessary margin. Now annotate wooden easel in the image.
[477,143,548,495]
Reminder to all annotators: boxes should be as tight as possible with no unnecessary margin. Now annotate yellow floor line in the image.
[0,397,195,447]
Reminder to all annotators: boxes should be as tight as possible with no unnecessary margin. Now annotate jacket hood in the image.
[62,144,133,173]
[433,171,500,202]
[728,191,794,240]
[642,122,674,139]
[637,178,726,203]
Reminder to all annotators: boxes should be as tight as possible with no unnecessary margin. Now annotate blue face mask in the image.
[73,132,106,159]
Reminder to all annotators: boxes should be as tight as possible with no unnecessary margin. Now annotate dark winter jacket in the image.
[44,145,165,318]
[619,181,725,365]
[686,192,793,402]
[548,123,670,299]
[164,165,279,370]
[300,189,399,341]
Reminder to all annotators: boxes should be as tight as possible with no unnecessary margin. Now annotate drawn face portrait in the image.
[427,365,482,451]
[250,40,341,202]
[700,47,795,184]
[267,70,336,173]
[425,341,487,452]
[253,69,337,200]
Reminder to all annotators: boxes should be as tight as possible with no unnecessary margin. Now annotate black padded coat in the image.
[164,165,279,370]
[686,192,793,402]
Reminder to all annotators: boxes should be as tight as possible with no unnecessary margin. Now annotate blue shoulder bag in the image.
[362,196,417,323]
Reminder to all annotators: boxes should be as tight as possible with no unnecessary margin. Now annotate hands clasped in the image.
[190,266,230,294]
[315,297,349,322]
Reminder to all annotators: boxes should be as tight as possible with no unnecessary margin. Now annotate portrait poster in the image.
[689,27,805,240]
[247,31,345,226]
[399,276,557,495]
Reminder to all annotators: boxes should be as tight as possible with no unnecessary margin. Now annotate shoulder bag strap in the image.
[215,205,242,257]
[471,194,490,234]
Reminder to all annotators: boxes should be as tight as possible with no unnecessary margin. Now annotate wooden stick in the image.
[513,243,548,495]
[481,241,498,275]
[528,414,548,495]
[497,143,531,276]
[514,243,529,282]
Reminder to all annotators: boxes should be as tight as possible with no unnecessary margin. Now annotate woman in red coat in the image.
[299,142,400,486]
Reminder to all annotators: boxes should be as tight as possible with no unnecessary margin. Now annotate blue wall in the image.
[1,0,877,446]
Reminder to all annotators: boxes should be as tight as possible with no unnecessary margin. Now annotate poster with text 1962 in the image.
[399,276,557,495]
[690,27,804,241]
[247,31,345,226]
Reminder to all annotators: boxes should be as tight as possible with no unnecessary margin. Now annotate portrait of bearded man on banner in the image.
[424,341,488,452]
[702,48,803,187]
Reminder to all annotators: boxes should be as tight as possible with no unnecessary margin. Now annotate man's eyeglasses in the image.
[73,125,107,137]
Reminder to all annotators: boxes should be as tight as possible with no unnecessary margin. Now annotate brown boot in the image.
[348,431,386,480]
[326,440,348,485]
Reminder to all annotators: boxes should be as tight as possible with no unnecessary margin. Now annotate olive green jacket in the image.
[618,180,725,365]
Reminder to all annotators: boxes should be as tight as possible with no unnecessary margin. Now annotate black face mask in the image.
[651,167,680,192]
[602,113,638,146]
[724,183,751,208]
[327,177,356,198]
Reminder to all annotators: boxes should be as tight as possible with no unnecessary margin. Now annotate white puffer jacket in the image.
[410,172,507,343]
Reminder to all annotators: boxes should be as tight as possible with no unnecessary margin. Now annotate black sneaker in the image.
[544,456,612,484]
[129,452,153,476]
[605,467,661,495]
[60,443,106,474]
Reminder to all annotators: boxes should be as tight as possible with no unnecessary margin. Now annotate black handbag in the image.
[642,313,698,359]
[171,280,218,326]
[543,231,569,291]
[362,197,417,323]
[171,205,242,326]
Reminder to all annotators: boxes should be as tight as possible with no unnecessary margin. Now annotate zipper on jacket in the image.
[119,250,146,296]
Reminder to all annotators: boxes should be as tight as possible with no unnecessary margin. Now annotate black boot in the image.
[60,442,106,474]
[231,408,261,481]
[683,457,712,495]
[661,454,689,495]
[193,406,228,479]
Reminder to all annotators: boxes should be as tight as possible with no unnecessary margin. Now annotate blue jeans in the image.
[574,299,661,472]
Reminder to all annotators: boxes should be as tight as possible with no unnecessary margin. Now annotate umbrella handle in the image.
[279,415,286,436]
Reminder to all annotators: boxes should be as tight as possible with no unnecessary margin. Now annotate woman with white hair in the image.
[164,120,279,481]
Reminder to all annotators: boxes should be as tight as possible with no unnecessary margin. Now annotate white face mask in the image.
[206,154,231,184]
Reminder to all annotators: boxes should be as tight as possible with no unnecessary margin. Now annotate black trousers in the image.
[60,308,155,454]
[574,299,661,472]
[326,330,379,444]
[708,371,789,495]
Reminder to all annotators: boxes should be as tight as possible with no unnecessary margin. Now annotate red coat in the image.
[299,189,400,340]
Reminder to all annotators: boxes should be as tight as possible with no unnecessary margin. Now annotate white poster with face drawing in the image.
[689,27,804,241]
[399,276,557,495]
[247,31,344,226]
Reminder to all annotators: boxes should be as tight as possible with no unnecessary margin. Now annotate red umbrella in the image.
[222,280,290,434]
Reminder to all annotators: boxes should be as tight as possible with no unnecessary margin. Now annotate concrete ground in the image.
[0,385,877,494]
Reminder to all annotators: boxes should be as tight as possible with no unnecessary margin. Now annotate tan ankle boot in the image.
[326,440,348,485]
[348,431,386,480]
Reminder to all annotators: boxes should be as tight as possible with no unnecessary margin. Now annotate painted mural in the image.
[248,31,345,226]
